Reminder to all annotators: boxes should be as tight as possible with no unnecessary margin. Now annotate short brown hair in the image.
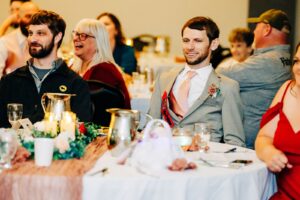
[30,10,66,48]
[181,16,219,42]
[228,28,254,47]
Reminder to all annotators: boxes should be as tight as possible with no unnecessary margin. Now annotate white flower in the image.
[33,121,46,132]
[54,132,70,153]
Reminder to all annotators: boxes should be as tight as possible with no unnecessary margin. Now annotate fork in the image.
[198,157,242,169]
[199,157,215,167]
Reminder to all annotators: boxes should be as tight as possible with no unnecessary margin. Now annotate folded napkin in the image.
[129,119,185,175]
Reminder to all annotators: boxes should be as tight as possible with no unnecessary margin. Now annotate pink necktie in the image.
[170,71,197,118]
[177,70,197,113]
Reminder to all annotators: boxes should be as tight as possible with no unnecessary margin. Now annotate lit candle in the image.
[45,112,57,137]
[60,111,76,140]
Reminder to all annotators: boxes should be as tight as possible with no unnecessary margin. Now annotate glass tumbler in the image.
[194,123,211,152]
[0,130,18,169]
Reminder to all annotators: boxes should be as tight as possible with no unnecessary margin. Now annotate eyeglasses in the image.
[72,31,95,41]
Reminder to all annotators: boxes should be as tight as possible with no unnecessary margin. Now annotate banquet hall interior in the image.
[0,0,300,200]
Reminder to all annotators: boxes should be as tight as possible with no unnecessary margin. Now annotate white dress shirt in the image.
[173,64,213,108]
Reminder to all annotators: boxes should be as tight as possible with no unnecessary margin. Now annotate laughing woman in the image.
[255,42,300,199]
[71,18,130,109]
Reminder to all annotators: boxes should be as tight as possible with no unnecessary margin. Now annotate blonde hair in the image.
[72,18,116,73]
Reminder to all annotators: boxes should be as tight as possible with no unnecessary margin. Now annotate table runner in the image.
[0,136,107,200]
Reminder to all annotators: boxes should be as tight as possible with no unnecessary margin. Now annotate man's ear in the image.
[210,38,219,51]
[54,32,62,45]
[263,24,272,36]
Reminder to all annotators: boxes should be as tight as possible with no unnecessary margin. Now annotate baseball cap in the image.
[247,9,291,34]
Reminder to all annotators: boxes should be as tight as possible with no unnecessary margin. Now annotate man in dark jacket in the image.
[0,10,92,127]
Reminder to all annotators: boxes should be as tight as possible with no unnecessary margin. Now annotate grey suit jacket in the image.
[149,66,246,147]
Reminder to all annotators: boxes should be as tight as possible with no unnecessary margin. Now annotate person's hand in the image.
[8,13,20,24]
[0,13,20,36]
[265,148,293,172]
[3,13,19,27]
[12,146,30,165]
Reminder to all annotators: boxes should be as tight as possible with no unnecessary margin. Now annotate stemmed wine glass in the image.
[7,103,23,129]
[0,130,18,169]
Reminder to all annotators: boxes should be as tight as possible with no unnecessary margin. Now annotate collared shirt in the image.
[28,58,63,92]
[173,64,213,108]
[216,44,291,148]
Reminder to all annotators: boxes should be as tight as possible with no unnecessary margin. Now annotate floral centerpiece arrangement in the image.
[20,121,101,160]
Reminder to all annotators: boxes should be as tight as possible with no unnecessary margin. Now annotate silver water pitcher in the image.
[41,93,74,121]
[107,108,149,157]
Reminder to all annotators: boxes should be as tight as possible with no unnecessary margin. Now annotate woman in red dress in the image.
[255,43,300,200]
[71,18,130,109]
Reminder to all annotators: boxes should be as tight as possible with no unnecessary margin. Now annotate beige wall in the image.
[0,0,298,54]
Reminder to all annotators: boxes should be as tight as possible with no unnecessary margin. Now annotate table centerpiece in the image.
[20,117,102,160]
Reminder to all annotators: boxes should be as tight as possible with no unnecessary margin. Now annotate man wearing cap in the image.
[216,9,291,149]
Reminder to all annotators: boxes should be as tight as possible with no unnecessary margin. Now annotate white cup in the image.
[34,138,54,167]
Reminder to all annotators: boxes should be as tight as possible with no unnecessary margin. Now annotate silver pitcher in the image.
[41,93,74,121]
[106,108,152,157]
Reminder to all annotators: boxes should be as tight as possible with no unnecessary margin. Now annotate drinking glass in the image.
[132,72,142,93]
[132,72,140,84]
[194,123,211,152]
[172,126,193,147]
[7,103,23,129]
[0,130,18,169]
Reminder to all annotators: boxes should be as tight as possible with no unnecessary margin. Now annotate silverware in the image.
[198,158,242,169]
[199,157,215,167]
[210,147,249,153]
[224,147,237,153]
[88,167,109,176]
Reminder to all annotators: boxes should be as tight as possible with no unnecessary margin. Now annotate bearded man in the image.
[149,16,245,146]
[0,10,92,127]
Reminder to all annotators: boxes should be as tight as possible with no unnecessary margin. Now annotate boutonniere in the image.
[208,83,221,98]
[161,91,174,128]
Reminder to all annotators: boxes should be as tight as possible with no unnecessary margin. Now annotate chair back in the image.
[87,80,126,126]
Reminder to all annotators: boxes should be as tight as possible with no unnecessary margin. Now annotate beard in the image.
[184,50,210,65]
[29,37,55,58]
[19,21,29,37]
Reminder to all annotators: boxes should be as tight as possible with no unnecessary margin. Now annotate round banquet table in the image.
[0,137,107,200]
[83,142,277,200]
[0,138,277,200]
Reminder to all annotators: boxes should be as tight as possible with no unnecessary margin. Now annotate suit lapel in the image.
[164,67,183,94]
[165,67,184,121]
[184,70,221,118]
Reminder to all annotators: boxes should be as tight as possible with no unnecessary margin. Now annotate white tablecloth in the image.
[83,142,276,200]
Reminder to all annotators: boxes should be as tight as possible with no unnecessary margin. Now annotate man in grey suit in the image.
[149,16,245,147]
[216,9,291,149]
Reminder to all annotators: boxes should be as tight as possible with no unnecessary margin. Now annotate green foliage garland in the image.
[21,123,102,160]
